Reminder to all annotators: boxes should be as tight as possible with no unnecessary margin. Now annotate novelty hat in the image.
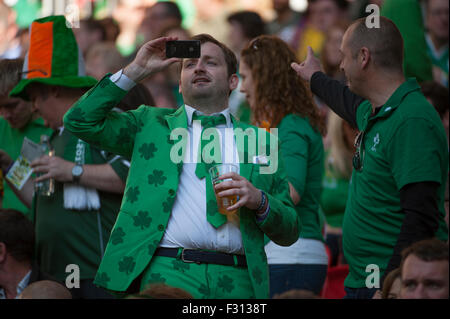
[9,15,97,100]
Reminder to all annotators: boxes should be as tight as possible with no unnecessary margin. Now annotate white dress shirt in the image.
[110,71,245,254]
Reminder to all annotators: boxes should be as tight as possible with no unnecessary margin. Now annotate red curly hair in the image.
[241,35,326,135]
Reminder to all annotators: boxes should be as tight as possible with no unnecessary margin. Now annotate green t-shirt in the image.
[320,152,350,229]
[343,79,449,288]
[0,116,53,218]
[278,114,325,241]
[34,129,129,282]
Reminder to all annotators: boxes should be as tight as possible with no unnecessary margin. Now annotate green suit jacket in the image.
[63,76,300,298]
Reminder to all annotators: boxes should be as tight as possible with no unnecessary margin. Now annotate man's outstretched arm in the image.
[291,46,365,129]
[64,37,181,158]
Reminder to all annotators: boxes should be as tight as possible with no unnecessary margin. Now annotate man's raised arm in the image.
[291,47,364,129]
[63,37,181,157]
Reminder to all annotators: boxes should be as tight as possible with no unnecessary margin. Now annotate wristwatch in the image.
[72,164,84,183]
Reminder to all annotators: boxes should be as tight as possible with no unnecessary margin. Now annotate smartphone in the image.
[166,40,201,58]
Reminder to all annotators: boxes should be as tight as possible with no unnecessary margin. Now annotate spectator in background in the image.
[0,2,20,59]
[381,0,434,83]
[381,268,401,299]
[85,42,125,81]
[316,21,349,126]
[399,239,448,299]
[0,209,57,299]
[321,21,348,83]
[0,58,53,218]
[113,0,149,57]
[421,81,449,233]
[321,112,357,267]
[267,0,303,44]
[240,35,327,297]
[227,11,267,61]
[293,16,448,299]
[292,0,349,61]
[421,81,449,142]
[226,10,267,124]
[73,18,107,59]
[19,280,72,299]
[98,17,121,43]
[139,1,183,44]
[190,0,231,45]
[424,0,449,87]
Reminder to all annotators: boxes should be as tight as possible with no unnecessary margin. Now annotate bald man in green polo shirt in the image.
[292,17,449,299]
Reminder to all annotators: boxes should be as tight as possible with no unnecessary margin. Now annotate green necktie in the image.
[192,113,227,228]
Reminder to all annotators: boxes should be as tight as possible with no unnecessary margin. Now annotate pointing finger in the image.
[306,46,315,60]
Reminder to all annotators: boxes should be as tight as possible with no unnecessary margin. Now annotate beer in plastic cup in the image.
[209,164,239,217]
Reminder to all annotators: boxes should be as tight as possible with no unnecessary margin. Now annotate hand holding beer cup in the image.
[211,164,264,214]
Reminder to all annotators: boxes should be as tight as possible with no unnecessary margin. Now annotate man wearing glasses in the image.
[292,17,448,299]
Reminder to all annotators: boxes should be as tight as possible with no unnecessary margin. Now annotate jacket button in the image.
[168,189,175,196]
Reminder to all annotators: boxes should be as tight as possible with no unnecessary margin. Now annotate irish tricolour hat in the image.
[9,15,97,100]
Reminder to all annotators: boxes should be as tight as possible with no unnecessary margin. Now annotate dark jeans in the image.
[343,287,377,299]
[69,279,115,299]
[269,264,328,298]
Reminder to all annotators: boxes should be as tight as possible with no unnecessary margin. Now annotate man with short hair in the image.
[292,16,448,299]
[399,238,448,299]
[63,33,299,298]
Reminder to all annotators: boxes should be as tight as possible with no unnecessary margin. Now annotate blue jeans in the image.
[343,287,377,299]
[269,264,328,298]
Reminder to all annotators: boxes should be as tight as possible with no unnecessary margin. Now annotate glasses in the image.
[352,131,365,171]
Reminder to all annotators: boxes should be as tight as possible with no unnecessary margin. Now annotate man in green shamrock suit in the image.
[64,34,299,298]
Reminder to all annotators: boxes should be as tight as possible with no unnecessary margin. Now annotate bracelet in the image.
[256,190,267,212]
[256,202,270,222]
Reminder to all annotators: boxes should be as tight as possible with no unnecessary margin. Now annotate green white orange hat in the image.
[9,15,97,100]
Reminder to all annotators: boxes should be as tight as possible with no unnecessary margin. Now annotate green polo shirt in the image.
[278,114,325,241]
[343,78,449,288]
[0,116,53,218]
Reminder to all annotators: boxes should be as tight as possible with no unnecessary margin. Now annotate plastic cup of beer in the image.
[209,164,239,217]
